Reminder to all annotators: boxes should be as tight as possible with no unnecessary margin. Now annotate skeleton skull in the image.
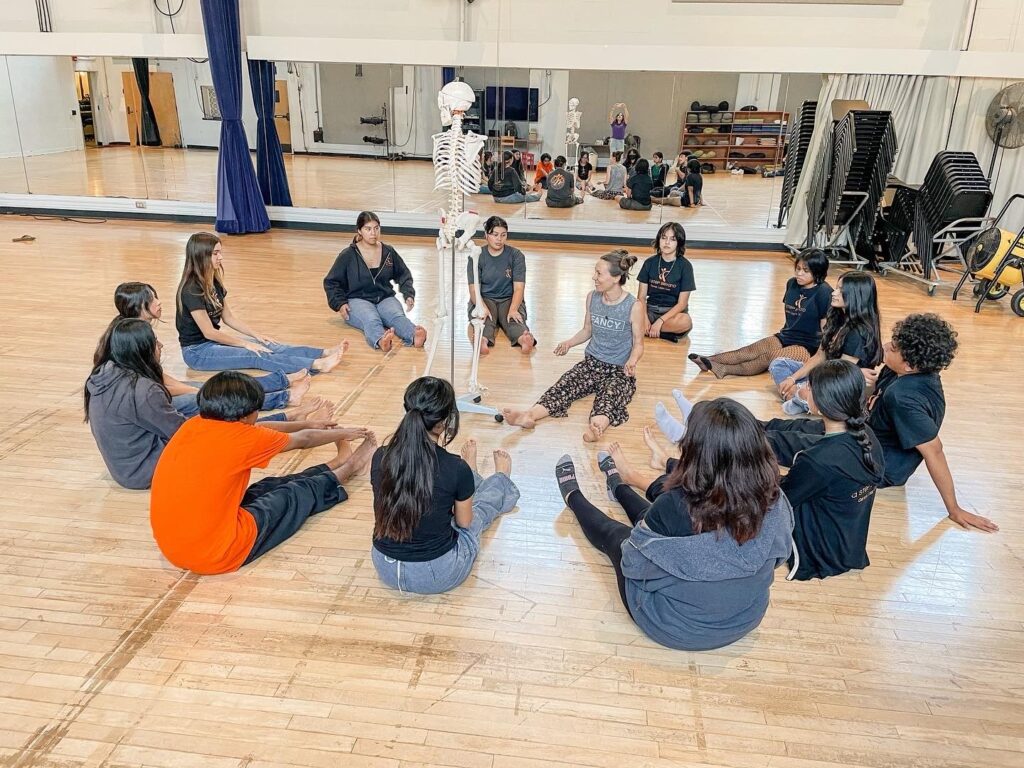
[568,97,580,111]
[438,81,477,126]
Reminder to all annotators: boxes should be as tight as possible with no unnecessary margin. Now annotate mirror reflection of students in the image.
[608,102,629,155]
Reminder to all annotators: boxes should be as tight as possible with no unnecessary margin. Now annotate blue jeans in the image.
[171,372,292,417]
[371,472,520,594]
[768,357,810,412]
[182,336,323,375]
[493,192,541,204]
[346,296,417,348]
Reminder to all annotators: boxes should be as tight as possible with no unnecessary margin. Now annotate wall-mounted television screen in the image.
[484,86,539,122]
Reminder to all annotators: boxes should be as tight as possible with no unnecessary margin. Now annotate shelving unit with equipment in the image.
[679,110,788,170]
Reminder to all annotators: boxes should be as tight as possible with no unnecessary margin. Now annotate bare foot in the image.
[413,326,428,348]
[287,375,312,406]
[479,339,491,356]
[328,435,354,468]
[286,394,325,421]
[502,408,536,430]
[378,328,395,353]
[607,442,641,487]
[583,424,602,443]
[493,449,512,477]
[460,438,478,472]
[326,339,350,358]
[518,333,536,353]
[286,369,310,385]
[312,350,342,373]
[643,425,670,470]
[308,399,336,423]
[335,434,378,483]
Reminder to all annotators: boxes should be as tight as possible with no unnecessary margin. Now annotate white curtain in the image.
[785,74,958,247]
[945,77,1024,230]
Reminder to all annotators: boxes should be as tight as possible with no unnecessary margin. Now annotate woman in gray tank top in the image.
[503,250,645,442]
[592,151,627,200]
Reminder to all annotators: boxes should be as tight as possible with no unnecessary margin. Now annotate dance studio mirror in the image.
[0,52,823,236]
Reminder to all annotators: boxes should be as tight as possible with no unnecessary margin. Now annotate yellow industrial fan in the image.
[955,194,1024,315]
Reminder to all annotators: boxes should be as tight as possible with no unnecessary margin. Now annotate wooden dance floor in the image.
[0,218,1022,768]
[0,146,783,232]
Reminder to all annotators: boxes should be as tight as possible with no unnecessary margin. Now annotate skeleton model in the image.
[425,81,500,420]
[565,97,582,170]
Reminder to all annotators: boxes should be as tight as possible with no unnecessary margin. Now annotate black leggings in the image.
[566,484,652,612]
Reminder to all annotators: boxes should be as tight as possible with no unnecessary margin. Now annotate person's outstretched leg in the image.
[240,435,376,567]
[555,455,630,609]
[587,361,636,442]
[377,296,425,348]
[345,298,389,349]
[505,358,596,429]
[655,402,685,443]
[607,440,662,496]
[182,341,314,376]
[693,335,783,378]
[597,450,651,525]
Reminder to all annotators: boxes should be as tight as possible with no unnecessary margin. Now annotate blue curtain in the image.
[200,0,270,234]
[442,67,456,86]
[247,59,293,207]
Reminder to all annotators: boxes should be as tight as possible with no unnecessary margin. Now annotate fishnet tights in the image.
[708,335,810,378]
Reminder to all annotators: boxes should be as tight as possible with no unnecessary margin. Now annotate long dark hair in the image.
[353,210,381,244]
[808,360,880,475]
[85,318,168,422]
[374,377,460,542]
[176,232,223,313]
[624,148,640,169]
[664,398,779,544]
[653,222,687,259]
[821,271,882,365]
[93,282,160,367]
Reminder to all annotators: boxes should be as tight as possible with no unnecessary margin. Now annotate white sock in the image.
[655,402,685,443]
[671,389,694,422]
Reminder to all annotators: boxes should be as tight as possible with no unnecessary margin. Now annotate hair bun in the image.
[614,250,637,271]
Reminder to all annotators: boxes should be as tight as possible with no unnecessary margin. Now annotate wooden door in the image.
[274,79,291,152]
[122,71,182,148]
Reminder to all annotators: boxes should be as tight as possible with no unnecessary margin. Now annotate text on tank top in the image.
[585,290,636,366]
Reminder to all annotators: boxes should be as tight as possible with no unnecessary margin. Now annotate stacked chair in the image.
[804,110,898,263]
[777,100,817,228]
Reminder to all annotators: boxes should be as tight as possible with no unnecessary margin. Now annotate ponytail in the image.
[807,359,880,476]
[374,410,437,541]
[373,377,459,542]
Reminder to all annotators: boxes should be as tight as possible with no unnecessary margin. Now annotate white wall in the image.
[0,56,82,158]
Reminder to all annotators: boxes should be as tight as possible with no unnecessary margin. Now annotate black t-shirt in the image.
[684,172,703,204]
[577,162,593,181]
[370,443,475,561]
[545,168,576,204]
[826,324,880,368]
[775,278,833,353]
[627,174,653,205]
[637,254,696,309]
[642,486,694,537]
[868,367,945,488]
[780,430,884,580]
[176,278,227,347]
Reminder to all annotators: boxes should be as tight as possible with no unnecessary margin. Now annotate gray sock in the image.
[555,454,580,503]
[597,451,622,501]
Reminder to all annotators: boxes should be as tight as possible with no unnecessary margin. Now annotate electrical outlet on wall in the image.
[134,201,147,209]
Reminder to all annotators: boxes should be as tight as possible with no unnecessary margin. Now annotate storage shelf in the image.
[680,109,788,166]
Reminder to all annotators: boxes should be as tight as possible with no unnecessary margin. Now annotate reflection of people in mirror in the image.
[608,102,629,154]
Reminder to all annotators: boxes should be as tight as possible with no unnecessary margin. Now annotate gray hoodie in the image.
[620,492,794,651]
[86,362,185,490]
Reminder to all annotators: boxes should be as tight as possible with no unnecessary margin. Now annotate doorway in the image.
[275,79,291,152]
[75,71,95,145]
[122,70,182,148]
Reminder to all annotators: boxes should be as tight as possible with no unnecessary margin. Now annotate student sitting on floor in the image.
[592,151,626,199]
[544,156,583,208]
[689,249,831,378]
[479,150,493,194]
[150,371,376,574]
[770,270,883,415]
[533,153,554,190]
[488,151,541,204]
[86,320,333,491]
[370,377,520,594]
[324,210,428,352]
[636,222,695,342]
[177,233,346,376]
[576,151,595,193]
[97,282,312,419]
[623,147,641,177]
[467,216,537,354]
[650,151,668,194]
[619,158,653,211]
[760,313,998,533]
[653,159,704,207]
[554,397,793,651]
